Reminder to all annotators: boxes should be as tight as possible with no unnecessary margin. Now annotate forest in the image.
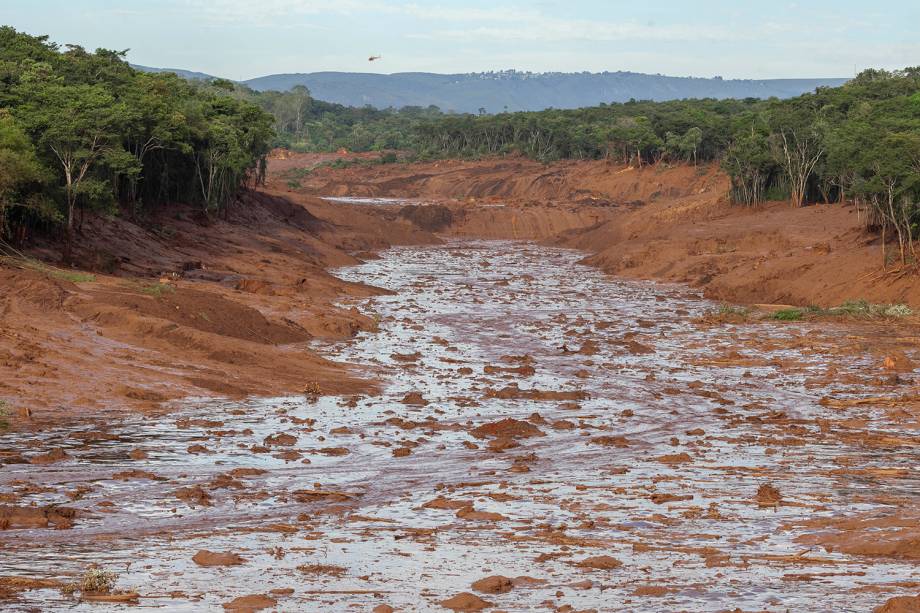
[243,68,920,265]
[1,25,918,265]
[0,27,274,259]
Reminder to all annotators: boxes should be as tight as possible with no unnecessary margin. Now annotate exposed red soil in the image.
[4,149,918,428]
[1,178,436,424]
[280,151,920,307]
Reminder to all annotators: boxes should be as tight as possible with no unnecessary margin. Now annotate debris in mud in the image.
[193,550,247,567]
[485,384,588,401]
[589,435,629,447]
[400,391,429,405]
[471,575,513,594]
[292,489,354,502]
[655,452,693,465]
[456,505,505,521]
[650,493,693,504]
[264,432,297,446]
[439,592,494,611]
[756,483,783,507]
[223,593,278,612]
[470,417,545,439]
[29,448,68,464]
[576,555,623,570]
[0,504,76,530]
[296,563,347,576]
[174,485,213,507]
[422,496,469,510]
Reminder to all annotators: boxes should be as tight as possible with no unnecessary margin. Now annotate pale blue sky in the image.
[3,1,918,80]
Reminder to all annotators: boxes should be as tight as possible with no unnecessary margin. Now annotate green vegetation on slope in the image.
[1,26,918,267]
[0,27,274,259]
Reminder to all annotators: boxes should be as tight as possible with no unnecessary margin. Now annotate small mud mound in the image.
[470,418,544,439]
[0,505,77,530]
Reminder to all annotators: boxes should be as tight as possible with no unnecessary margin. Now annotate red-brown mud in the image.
[1,152,918,610]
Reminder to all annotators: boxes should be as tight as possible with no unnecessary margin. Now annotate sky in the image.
[3,1,918,81]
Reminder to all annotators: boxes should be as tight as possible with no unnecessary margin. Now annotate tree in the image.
[768,104,825,207]
[18,80,128,261]
[0,111,51,239]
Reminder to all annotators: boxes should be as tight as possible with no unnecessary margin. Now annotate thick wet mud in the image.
[1,240,918,611]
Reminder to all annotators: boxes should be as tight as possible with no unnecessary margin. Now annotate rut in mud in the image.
[1,240,918,611]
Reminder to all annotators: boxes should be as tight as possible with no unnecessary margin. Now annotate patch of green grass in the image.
[768,301,912,322]
[140,282,175,298]
[772,308,804,321]
[18,258,96,283]
[0,400,10,430]
[286,179,302,189]
[824,300,912,319]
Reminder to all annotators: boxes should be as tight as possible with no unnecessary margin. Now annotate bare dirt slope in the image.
[1,187,436,423]
[280,152,919,307]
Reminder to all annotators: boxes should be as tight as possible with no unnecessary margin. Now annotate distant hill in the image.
[133,65,848,113]
[131,64,217,82]
[241,71,848,113]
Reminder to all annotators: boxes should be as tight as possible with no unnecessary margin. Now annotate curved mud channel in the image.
[2,239,918,611]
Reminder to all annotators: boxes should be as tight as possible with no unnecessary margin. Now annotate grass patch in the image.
[707,300,912,324]
[826,299,912,318]
[11,257,96,283]
[0,400,10,430]
[770,301,912,322]
[771,308,804,321]
[140,282,175,298]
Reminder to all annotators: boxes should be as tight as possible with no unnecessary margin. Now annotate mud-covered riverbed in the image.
[1,240,918,611]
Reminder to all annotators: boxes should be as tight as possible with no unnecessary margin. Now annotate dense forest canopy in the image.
[1,27,918,265]
[0,27,273,259]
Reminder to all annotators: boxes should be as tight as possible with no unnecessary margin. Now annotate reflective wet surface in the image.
[1,240,918,611]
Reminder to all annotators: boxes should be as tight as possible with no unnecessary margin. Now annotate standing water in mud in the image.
[1,240,918,611]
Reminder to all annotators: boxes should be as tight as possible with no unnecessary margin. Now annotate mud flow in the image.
[1,240,918,611]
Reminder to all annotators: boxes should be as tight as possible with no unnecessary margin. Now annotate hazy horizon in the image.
[4,1,918,81]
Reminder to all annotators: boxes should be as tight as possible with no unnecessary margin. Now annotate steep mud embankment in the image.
[1,189,438,422]
[280,151,920,307]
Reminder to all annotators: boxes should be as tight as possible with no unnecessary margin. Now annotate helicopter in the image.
[368,55,382,62]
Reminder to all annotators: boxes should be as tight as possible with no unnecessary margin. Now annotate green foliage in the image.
[140,282,175,298]
[0,27,274,250]
[771,308,804,321]
[0,399,10,429]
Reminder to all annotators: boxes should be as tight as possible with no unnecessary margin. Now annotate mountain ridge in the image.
[132,65,848,113]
